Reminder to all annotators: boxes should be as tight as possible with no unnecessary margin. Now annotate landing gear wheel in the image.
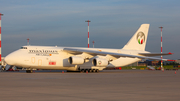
[95,69,99,73]
[80,69,84,73]
[26,70,33,73]
[92,69,96,73]
[89,69,92,73]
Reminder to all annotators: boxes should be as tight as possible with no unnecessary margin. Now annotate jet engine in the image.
[68,56,85,65]
[92,58,109,67]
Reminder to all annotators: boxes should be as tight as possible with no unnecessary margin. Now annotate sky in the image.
[0,0,180,59]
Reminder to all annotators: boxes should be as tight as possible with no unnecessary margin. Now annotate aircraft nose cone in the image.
[5,53,17,65]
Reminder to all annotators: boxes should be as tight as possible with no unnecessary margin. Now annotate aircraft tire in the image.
[95,69,99,73]
[89,69,92,73]
[81,69,84,73]
[26,70,33,73]
[92,69,96,73]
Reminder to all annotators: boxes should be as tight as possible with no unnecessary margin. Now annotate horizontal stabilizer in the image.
[138,52,173,56]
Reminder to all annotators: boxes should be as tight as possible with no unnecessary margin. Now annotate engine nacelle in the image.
[92,58,109,67]
[68,56,85,65]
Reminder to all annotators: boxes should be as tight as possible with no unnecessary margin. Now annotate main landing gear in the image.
[80,69,99,73]
[26,70,33,73]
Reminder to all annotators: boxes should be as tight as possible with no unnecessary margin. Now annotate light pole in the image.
[92,41,95,48]
[0,13,3,64]
[159,26,164,71]
[27,38,30,45]
[85,20,91,48]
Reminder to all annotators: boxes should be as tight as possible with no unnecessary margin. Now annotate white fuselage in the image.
[4,24,153,71]
[5,46,148,71]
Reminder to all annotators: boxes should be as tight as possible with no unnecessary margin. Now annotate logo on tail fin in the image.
[137,32,145,44]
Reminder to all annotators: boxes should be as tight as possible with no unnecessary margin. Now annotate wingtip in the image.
[168,52,174,55]
[167,59,175,62]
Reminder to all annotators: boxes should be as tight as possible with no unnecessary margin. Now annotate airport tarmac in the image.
[0,70,180,101]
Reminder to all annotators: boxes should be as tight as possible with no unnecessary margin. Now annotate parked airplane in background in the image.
[4,24,173,73]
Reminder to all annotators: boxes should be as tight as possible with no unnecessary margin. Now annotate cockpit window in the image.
[20,47,27,49]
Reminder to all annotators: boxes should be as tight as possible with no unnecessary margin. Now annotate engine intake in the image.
[92,58,109,67]
[68,56,85,65]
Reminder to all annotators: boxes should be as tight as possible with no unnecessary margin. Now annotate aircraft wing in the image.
[63,48,174,61]
[138,52,173,56]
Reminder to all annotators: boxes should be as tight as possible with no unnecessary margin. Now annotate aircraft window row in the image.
[21,47,27,49]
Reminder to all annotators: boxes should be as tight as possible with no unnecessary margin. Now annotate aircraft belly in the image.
[27,56,78,71]
[30,65,78,71]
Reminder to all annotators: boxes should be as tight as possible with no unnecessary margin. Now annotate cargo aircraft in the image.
[4,24,173,73]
